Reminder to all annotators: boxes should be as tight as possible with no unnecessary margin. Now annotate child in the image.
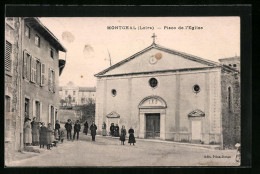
[60,130,65,143]
[128,127,136,146]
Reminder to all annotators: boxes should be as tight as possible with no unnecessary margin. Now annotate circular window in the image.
[111,89,117,96]
[149,78,158,88]
[193,85,200,93]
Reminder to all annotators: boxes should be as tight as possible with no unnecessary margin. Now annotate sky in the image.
[39,17,240,87]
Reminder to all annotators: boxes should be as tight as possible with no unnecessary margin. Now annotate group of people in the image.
[65,119,98,141]
[24,117,64,150]
[104,122,136,145]
[24,117,136,149]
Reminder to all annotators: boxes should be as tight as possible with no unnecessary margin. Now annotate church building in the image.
[94,35,240,147]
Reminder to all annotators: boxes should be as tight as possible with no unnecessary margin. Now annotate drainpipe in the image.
[18,17,23,151]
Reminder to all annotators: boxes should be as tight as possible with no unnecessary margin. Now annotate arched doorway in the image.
[138,96,167,140]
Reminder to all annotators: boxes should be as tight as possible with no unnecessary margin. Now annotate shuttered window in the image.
[36,59,41,85]
[5,41,12,71]
[52,71,55,92]
[23,51,31,80]
[30,57,36,83]
[40,64,46,86]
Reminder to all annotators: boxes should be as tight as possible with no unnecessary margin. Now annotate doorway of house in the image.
[146,113,160,139]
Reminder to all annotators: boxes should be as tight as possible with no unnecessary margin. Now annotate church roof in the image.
[95,43,237,77]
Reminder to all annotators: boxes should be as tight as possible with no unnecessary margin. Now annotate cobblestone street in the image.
[6,134,239,167]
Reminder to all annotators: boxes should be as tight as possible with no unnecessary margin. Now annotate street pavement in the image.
[6,133,240,167]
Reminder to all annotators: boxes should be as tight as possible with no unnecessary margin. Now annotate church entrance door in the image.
[146,113,160,139]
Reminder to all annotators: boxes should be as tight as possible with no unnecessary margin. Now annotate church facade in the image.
[94,41,240,147]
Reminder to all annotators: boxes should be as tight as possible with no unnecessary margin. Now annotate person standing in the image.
[90,122,97,141]
[120,125,126,145]
[83,121,89,135]
[128,127,136,146]
[65,119,72,141]
[24,118,32,146]
[39,122,47,148]
[114,124,120,137]
[31,117,40,146]
[102,122,107,136]
[46,123,53,150]
[55,120,61,141]
[110,123,115,136]
[73,120,81,141]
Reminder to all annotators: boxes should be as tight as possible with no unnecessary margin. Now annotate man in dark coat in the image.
[73,120,81,140]
[90,121,97,141]
[83,121,88,135]
[40,122,47,148]
[65,119,72,141]
[110,123,115,136]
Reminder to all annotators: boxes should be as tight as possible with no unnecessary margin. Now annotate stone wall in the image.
[221,71,240,148]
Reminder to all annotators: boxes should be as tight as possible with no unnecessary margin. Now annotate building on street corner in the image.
[5,17,67,152]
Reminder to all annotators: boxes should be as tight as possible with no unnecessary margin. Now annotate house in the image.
[4,17,67,152]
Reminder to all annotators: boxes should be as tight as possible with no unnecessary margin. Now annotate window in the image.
[73,91,76,95]
[48,69,55,92]
[23,51,31,80]
[193,84,200,93]
[35,35,40,47]
[25,25,30,38]
[5,96,11,112]
[233,64,237,67]
[35,101,40,121]
[25,98,30,119]
[5,41,12,72]
[228,87,233,112]
[111,89,117,96]
[30,57,37,83]
[40,63,46,86]
[65,90,68,95]
[149,78,158,88]
[6,17,15,28]
[36,59,41,85]
[50,48,54,58]
[81,98,85,103]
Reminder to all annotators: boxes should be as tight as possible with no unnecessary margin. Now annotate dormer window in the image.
[233,64,237,67]
[50,48,54,58]
[35,35,40,47]
[25,25,30,38]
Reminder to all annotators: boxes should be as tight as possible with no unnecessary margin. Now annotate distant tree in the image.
[60,99,66,106]
[75,100,95,123]
[68,95,72,106]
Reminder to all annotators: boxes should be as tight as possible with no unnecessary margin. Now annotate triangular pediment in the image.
[95,44,221,77]
[106,111,120,118]
[188,109,205,117]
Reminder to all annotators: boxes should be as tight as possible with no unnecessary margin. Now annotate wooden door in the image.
[146,114,160,138]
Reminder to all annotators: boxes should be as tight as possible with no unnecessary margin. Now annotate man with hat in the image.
[65,119,73,141]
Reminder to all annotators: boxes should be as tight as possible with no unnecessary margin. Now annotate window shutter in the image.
[5,41,12,71]
[31,57,37,83]
[48,105,51,124]
[53,71,55,93]
[23,51,27,78]
[40,63,45,86]
[32,99,36,117]
[27,55,31,80]
[48,68,51,91]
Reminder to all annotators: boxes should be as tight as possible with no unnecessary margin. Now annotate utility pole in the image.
[107,49,112,66]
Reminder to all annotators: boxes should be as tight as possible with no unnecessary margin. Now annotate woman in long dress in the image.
[128,127,136,146]
[46,123,53,150]
[119,125,126,145]
[40,122,47,148]
[102,122,107,136]
[24,118,32,146]
[31,117,40,146]
[55,120,60,140]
